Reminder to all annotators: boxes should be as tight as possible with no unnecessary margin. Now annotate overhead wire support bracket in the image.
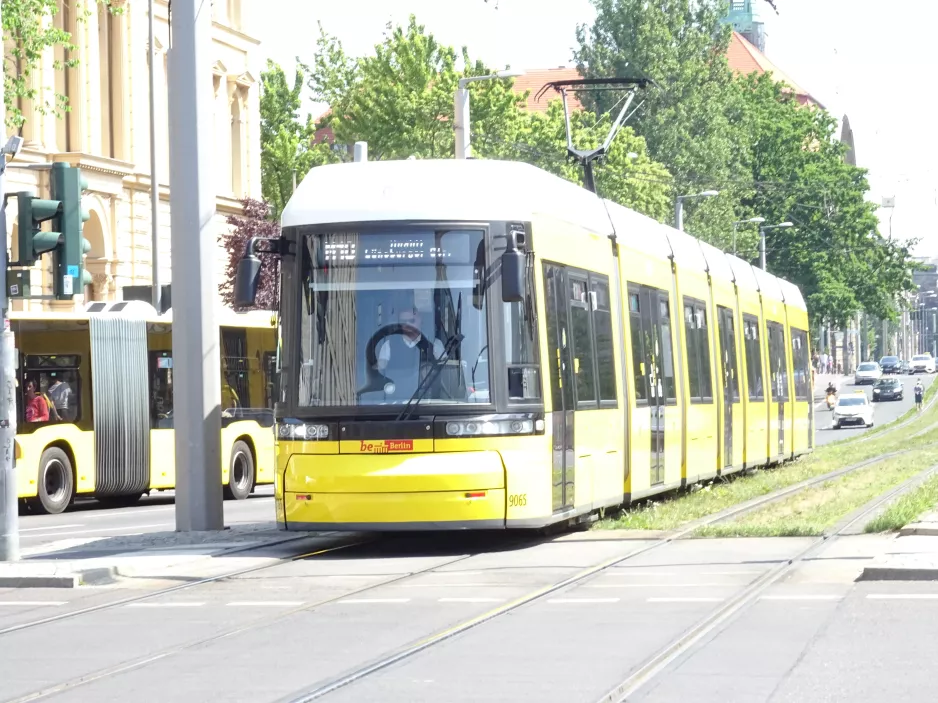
[535,76,657,195]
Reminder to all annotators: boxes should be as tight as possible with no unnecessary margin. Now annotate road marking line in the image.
[760,595,843,601]
[402,583,512,588]
[125,602,205,608]
[18,524,84,532]
[587,583,730,588]
[337,598,410,604]
[21,523,170,539]
[438,597,503,603]
[226,601,305,607]
[606,572,678,577]
[428,571,485,577]
[0,601,67,606]
[548,598,620,604]
[647,597,725,603]
[701,570,764,576]
[866,593,938,600]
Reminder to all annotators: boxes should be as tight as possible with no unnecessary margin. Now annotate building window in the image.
[230,88,243,196]
[98,4,115,158]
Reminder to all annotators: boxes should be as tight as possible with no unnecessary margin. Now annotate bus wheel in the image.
[32,448,74,515]
[224,440,254,501]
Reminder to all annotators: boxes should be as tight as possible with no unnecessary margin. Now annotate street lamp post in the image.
[675,190,719,231]
[454,70,522,160]
[759,222,793,271]
[732,217,765,256]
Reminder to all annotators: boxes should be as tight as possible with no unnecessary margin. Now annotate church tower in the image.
[724,0,766,53]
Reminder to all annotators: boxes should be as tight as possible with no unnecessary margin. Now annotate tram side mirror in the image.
[501,249,525,303]
[235,254,262,307]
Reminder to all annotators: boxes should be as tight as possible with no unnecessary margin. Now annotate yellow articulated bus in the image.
[234,158,813,531]
[14,302,278,514]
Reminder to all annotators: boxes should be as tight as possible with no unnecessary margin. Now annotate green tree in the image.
[219,198,280,310]
[3,0,119,129]
[574,0,745,241]
[304,15,673,220]
[260,59,338,217]
[733,73,916,325]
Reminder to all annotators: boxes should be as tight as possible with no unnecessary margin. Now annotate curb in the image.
[0,532,324,589]
[858,566,938,581]
[898,524,938,537]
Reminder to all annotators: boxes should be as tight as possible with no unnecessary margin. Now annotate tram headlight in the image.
[443,417,539,437]
[277,423,330,440]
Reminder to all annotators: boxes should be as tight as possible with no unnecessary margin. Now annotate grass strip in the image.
[692,448,938,537]
[597,381,938,532]
[864,473,938,533]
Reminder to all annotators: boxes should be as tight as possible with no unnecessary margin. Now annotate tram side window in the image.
[569,274,597,408]
[657,295,677,402]
[683,298,712,404]
[503,257,541,401]
[629,291,648,404]
[590,275,617,404]
[767,322,790,402]
[21,356,81,424]
[743,315,764,401]
[791,328,810,401]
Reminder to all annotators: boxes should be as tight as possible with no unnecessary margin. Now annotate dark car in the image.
[879,356,901,374]
[872,378,903,402]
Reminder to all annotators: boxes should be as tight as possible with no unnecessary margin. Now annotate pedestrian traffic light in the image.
[16,192,61,267]
[50,163,92,300]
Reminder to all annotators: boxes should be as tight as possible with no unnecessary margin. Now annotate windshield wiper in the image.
[396,293,464,422]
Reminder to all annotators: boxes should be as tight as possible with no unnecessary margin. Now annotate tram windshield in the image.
[296,229,490,408]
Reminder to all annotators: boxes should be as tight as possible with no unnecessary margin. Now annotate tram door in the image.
[630,285,672,486]
[718,306,739,468]
[544,264,575,513]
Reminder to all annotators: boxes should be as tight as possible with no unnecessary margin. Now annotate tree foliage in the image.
[574,0,916,325]
[260,60,339,218]
[304,15,673,218]
[219,199,280,310]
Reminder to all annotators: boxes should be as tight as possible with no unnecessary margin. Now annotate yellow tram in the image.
[235,159,813,531]
[15,303,278,513]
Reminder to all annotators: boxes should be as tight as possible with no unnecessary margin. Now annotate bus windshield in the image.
[296,229,490,408]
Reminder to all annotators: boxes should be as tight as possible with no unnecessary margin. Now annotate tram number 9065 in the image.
[508,494,527,508]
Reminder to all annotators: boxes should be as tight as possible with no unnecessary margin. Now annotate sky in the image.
[254,0,937,257]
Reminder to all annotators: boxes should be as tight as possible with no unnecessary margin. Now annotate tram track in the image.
[4,436,935,702]
[275,445,930,702]
[594,460,938,703]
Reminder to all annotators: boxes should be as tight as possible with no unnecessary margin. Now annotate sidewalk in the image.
[0,522,350,588]
[860,510,938,581]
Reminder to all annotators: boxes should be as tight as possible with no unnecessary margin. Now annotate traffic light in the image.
[16,192,61,267]
[50,162,92,300]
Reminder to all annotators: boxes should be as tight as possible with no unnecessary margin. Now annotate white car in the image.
[854,361,882,385]
[911,354,936,374]
[832,393,874,429]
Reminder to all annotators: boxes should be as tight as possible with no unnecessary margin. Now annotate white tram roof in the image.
[697,239,735,283]
[282,159,613,235]
[604,201,674,261]
[665,227,709,273]
[752,265,785,303]
[778,279,807,311]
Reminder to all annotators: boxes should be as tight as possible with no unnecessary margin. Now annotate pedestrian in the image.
[915,379,925,412]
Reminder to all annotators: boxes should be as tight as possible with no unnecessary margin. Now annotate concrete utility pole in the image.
[168,0,223,531]
[148,0,161,313]
[0,0,19,561]
[758,221,793,271]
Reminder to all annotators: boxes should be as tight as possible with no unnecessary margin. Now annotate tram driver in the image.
[375,306,445,401]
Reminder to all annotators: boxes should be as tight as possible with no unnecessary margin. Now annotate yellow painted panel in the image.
[150,428,176,489]
[284,451,506,494]
[573,408,625,509]
[686,403,719,483]
[283,488,505,527]
[16,426,94,498]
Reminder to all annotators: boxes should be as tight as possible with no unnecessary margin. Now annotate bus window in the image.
[149,351,174,428]
[22,355,81,424]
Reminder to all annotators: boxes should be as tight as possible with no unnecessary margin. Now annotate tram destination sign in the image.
[320,230,478,267]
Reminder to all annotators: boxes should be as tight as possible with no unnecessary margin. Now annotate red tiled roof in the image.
[726,31,822,108]
[511,67,583,112]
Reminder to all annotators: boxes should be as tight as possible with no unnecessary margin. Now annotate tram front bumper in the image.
[280,450,507,531]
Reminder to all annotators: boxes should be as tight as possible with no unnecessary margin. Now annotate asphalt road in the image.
[2,532,937,702]
[16,486,276,552]
[814,372,935,447]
